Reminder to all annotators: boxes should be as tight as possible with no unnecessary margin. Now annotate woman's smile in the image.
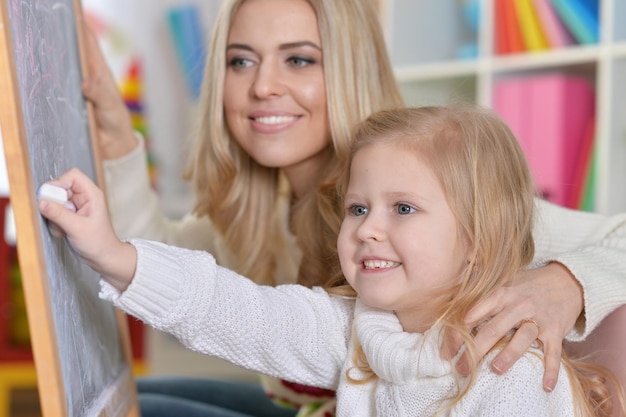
[249,111,301,133]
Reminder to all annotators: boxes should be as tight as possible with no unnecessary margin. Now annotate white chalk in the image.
[37,183,77,212]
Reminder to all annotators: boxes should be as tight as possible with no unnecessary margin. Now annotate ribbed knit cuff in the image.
[99,239,187,323]
[549,245,626,342]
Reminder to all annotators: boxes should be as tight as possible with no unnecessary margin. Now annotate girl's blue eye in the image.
[396,204,415,215]
[349,205,368,216]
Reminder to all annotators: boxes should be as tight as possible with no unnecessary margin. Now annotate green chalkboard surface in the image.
[0,1,138,416]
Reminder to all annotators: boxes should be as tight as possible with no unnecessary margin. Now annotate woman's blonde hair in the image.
[185,0,404,286]
[336,105,623,417]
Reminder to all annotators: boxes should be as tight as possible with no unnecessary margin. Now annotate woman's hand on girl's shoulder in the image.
[443,263,583,393]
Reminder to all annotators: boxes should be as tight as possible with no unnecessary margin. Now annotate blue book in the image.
[551,0,599,44]
[167,5,207,99]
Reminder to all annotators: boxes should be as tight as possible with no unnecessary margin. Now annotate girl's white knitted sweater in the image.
[100,239,577,416]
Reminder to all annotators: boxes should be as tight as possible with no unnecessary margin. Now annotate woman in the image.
[82,0,626,415]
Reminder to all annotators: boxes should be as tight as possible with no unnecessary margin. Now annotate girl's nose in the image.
[356,212,386,243]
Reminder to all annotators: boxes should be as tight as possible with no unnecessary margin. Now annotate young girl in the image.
[39,105,625,416]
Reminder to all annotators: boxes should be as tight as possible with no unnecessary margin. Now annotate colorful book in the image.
[550,0,599,44]
[567,115,595,208]
[532,0,575,48]
[514,0,550,51]
[494,0,511,54]
[526,74,595,206]
[167,5,207,99]
[580,145,597,211]
[502,0,526,53]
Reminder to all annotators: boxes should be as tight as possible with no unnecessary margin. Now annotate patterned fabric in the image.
[262,377,336,417]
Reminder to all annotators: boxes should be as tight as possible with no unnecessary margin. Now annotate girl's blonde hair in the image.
[335,105,623,417]
[186,0,404,286]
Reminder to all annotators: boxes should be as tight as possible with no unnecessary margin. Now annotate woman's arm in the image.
[532,199,626,338]
[82,27,138,160]
[453,199,626,391]
[102,138,218,251]
[82,26,218,251]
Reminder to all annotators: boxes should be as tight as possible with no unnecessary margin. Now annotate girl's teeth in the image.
[363,260,399,269]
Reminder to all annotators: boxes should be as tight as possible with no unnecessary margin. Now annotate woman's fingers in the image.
[455,302,521,375]
[456,264,581,392]
[488,319,540,374]
[82,26,118,109]
[440,327,465,360]
[81,25,137,159]
[541,339,562,392]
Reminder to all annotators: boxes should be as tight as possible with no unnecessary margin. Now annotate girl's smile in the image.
[361,258,401,271]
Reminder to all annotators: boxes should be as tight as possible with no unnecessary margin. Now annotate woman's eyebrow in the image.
[279,41,321,51]
[226,41,321,52]
[226,43,253,52]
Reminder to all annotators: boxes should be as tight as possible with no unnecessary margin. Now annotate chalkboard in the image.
[0,1,139,416]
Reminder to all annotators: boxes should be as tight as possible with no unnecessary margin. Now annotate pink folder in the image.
[526,74,595,206]
[493,76,533,158]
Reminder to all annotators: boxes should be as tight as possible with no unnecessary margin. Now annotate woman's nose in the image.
[251,61,286,98]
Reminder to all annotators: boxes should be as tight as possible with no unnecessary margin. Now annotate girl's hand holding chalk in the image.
[37,183,77,212]
[37,169,137,290]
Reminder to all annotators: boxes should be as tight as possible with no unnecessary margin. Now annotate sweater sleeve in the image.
[102,135,217,252]
[99,239,353,390]
[532,198,626,340]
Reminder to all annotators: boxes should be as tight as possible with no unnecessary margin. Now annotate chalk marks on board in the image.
[6,1,132,415]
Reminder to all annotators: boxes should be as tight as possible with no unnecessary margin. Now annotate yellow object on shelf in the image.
[0,363,37,417]
[514,0,549,51]
[9,263,30,347]
[0,360,146,417]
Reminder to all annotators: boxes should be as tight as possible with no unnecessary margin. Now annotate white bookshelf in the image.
[380,0,626,215]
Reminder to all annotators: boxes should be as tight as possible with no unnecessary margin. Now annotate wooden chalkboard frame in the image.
[0,1,139,416]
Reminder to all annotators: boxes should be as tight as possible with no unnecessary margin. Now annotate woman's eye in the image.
[349,205,368,216]
[229,57,252,69]
[288,56,315,68]
[396,204,415,215]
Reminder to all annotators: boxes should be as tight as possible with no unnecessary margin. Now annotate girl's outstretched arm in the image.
[37,168,137,291]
